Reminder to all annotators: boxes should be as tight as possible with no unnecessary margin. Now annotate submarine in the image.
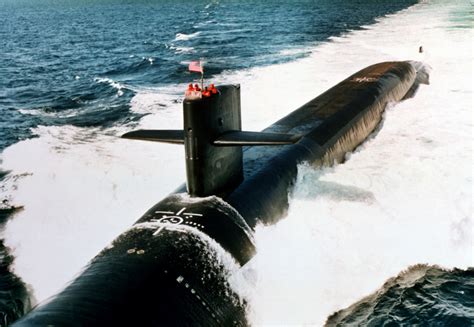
[13,61,428,326]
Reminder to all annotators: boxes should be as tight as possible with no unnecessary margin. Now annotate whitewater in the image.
[1,0,472,325]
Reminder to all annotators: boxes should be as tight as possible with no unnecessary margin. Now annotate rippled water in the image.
[326,265,474,326]
[0,0,416,151]
[0,0,472,325]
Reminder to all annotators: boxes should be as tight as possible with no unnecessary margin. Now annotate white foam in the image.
[172,46,195,54]
[2,124,185,301]
[94,77,127,96]
[0,1,471,325]
[247,1,473,325]
[174,31,201,41]
[278,47,313,57]
[18,108,80,118]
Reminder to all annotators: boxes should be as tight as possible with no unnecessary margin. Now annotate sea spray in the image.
[248,1,472,324]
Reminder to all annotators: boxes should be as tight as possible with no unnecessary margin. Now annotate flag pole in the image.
[200,62,204,91]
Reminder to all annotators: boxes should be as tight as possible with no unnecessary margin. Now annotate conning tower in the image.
[122,84,301,197]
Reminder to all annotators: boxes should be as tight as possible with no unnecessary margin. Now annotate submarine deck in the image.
[242,61,417,178]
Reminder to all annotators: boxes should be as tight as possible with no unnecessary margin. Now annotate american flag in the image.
[188,60,203,74]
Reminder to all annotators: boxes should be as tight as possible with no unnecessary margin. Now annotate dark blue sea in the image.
[0,0,420,152]
[0,0,472,325]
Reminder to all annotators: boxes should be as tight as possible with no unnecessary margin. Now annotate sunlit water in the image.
[0,0,472,325]
[248,1,473,325]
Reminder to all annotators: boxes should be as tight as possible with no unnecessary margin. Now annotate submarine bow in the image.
[13,61,426,326]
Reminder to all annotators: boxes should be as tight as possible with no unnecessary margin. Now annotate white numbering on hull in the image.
[151,208,204,235]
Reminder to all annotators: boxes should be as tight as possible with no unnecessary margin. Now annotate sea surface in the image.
[0,0,472,326]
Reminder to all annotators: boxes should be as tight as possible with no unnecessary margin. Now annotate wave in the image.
[169,45,195,54]
[326,265,474,326]
[277,47,312,57]
[94,77,126,96]
[0,239,31,325]
[204,1,220,10]
[174,31,201,41]
[18,108,78,118]
[129,88,180,115]
[193,20,216,28]
[104,57,162,77]
[0,173,31,325]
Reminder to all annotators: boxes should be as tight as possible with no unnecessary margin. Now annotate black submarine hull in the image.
[13,62,422,326]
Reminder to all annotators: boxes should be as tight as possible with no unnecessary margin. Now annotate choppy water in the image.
[326,265,474,326]
[0,0,417,151]
[0,0,472,325]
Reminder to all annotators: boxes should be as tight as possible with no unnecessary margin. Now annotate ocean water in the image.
[0,0,417,151]
[0,0,472,326]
